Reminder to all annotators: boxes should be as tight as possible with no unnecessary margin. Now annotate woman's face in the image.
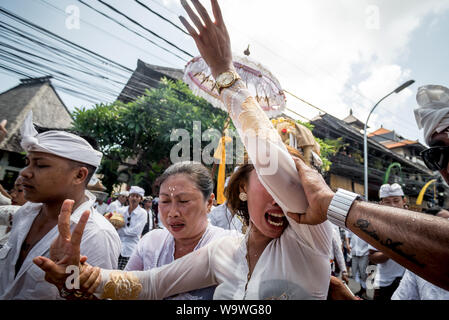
[243,170,287,239]
[159,174,212,241]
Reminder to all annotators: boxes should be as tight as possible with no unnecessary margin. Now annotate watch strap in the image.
[327,188,361,229]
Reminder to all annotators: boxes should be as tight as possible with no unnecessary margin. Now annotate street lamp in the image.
[363,80,415,200]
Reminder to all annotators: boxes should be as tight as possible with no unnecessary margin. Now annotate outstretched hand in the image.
[33,199,90,290]
[179,0,234,78]
[287,157,335,225]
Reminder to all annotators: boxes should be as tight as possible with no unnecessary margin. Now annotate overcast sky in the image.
[1,0,449,145]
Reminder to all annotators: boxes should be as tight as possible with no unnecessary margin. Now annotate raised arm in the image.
[293,157,449,291]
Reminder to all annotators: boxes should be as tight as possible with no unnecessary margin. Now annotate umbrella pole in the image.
[211,116,231,178]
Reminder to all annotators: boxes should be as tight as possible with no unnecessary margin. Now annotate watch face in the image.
[217,72,234,87]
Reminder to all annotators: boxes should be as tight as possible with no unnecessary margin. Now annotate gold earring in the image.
[239,192,248,202]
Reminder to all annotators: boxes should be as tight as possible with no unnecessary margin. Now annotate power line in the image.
[134,0,189,35]
[95,0,193,57]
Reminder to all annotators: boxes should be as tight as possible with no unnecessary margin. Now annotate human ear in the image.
[74,167,89,186]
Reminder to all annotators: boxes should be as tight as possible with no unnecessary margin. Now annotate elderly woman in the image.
[125,161,237,299]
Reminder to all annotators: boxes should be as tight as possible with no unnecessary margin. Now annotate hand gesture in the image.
[33,199,90,290]
[287,158,335,225]
[179,0,234,78]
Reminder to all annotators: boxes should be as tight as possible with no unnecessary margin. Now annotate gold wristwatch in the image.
[215,70,241,94]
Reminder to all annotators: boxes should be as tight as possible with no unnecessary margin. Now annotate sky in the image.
[1,0,449,145]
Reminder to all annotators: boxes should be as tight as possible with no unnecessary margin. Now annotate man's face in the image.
[380,196,405,209]
[429,131,449,184]
[128,193,142,206]
[20,151,80,203]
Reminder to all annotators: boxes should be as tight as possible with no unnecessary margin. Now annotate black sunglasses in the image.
[420,146,449,171]
[127,216,131,227]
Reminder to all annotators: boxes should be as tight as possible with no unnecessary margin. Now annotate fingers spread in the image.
[191,0,213,27]
[179,16,199,38]
[181,0,204,32]
[211,0,224,25]
[33,256,59,273]
[71,210,90,248]
[58,199,74,241]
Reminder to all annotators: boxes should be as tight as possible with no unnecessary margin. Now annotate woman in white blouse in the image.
[32,0,333,300]
[125,161,238,300]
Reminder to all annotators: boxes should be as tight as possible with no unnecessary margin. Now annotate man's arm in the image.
[368,249,389,264]
[346,201,449,290]
[293,158,449,291]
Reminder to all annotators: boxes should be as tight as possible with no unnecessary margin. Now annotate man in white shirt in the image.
[106,191,128,214]
[0,111,121,299]
[113,186,147,269]
[208,202,243,233]
[350,231,370,298]
[368,184,406,300]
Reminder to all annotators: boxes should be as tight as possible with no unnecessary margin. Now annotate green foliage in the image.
[296,120,346,171]
[72,78,228,194]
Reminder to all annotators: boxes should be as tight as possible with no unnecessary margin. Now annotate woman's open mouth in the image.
[265,211,287,228]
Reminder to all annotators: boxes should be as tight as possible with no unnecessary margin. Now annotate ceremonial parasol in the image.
[183,54,287,118]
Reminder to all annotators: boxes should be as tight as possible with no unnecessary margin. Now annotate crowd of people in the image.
[0,0,449,301]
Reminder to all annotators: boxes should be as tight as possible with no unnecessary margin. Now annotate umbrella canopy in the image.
[183,55,286,118]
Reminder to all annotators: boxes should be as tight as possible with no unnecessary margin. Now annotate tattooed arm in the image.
[293,158,449,291]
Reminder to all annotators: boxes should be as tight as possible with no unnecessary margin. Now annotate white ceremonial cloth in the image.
[368,244,404,288]
[20,111,102,167]
[0,206,21,248]
[330,224,346,273]
[414,85,449,145]
[392,270,449,300]
[125,224,237,300]
[106,200,123,214]
[98,216,333,300]
[350,234,370,257]
[0,191,121,300]
[116,205,147,257]
[94,202,109,215]
[208,203,243,232]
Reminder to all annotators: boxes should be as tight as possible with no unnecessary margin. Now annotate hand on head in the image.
[33,199,89,291]
[179,0,234,78]
[287,157,335,225]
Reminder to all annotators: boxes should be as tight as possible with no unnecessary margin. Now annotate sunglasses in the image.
[127,216,131,227]
[420,146,449,171]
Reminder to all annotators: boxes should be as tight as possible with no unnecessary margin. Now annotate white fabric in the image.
[20,111,102,167]
[330,224,346,273]
[116,205,147,257]
[125,224,237,300]
[97,216,333,300]
[0,194,11,206]
[391,270,449,300]
[350,234,370,257]
[106,200,123,214]
[221,82,308,213]
[94,202,109,215]
[368,244,404,288]
[414,85,449,145]
[0,191,121,299]
[379,183,404,199]
[129,186,145,198]
[0,206,21,248]
[208,203,243,233]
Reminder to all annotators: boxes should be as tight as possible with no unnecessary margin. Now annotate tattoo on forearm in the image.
[353,219,425,268]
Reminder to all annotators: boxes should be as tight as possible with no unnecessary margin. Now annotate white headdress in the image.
[20,111,102,167]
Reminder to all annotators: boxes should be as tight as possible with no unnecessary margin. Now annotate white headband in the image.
[129,186,145,197]
[414,85,449,146]
[379,183,404,199]
[20,111,102,167]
